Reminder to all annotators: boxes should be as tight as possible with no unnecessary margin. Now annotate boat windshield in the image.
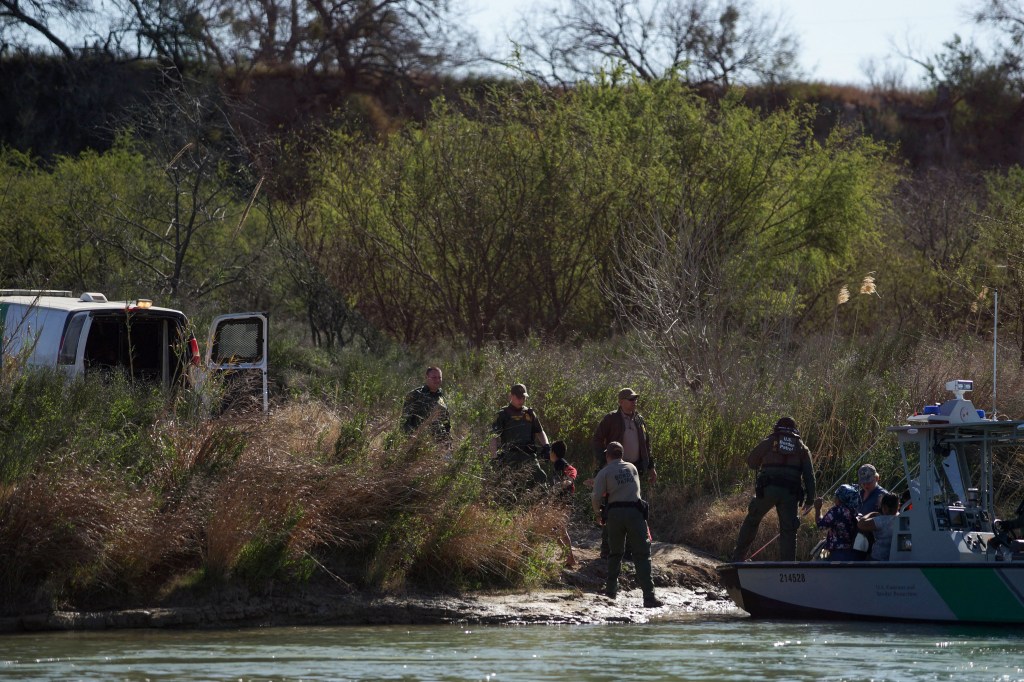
[893,422,1024,530]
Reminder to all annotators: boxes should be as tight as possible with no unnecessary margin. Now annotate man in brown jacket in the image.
[592,387,656,557]
[593,388,657,483]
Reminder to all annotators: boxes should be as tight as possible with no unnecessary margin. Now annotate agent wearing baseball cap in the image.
[592,387,656,558]
[592,388,656,482]
[490,383,549,485]
[592,441,663,608]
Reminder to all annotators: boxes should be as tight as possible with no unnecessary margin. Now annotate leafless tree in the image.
[59,83,271,300]
[111,0,472,83]
[508,0,799,87]
[108,0,226,71]
[0,0,89,57]
[606,208,730,393]
[974,0,1024,42]
[129,86,270,298]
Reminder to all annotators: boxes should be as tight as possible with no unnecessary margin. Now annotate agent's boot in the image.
[643,594,664,608]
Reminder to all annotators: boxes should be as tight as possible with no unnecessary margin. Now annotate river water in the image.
[3,613,1024,681]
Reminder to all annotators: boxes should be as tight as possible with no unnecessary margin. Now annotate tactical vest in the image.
[496,406,537,446]
[760,431,804,488]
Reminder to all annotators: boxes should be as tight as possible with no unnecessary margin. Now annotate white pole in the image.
[993,289,999,418]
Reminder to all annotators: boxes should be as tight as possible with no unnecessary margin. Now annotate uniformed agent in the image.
[591,441,663,608]
[732,416,816,562]
[490,383,548,484]
[401,366,451,441]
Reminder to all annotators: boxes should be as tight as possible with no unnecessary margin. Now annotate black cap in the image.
[775,416,798,433]
[510,383,528,398]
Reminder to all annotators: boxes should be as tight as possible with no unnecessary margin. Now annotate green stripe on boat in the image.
[923,568,1024,622]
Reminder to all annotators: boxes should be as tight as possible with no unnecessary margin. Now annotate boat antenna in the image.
[993,288,999,418]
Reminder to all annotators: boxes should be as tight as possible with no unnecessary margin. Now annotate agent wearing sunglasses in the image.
[592,387,656,558]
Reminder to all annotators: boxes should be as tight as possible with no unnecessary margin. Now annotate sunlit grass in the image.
[2,331,1023,608]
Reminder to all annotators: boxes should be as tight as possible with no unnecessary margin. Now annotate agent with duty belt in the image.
[732,416,816,562]
[591,441,663,608]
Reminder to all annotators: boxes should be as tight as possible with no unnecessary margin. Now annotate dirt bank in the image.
[0,532,739,633]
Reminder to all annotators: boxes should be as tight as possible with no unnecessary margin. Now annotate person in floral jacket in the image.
[814,483,862,560]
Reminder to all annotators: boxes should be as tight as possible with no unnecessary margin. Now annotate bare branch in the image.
[507,0,799,87]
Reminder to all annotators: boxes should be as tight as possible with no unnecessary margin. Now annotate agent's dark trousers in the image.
[606,507,654,597]
[732,485,800,561]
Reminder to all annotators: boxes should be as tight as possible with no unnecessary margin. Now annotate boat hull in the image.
[717,562,1024,623]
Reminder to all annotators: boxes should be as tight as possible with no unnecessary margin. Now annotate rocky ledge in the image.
[0,535,740,632]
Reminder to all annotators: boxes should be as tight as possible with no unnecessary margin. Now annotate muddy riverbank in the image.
[0,533,736,633]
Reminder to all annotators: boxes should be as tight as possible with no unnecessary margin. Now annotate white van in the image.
[0,290,269,410]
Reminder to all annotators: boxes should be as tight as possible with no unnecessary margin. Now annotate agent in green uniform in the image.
[591,441,664,608]
[732,416,816,562]
[490,383,548,485]
[401,366,451,441]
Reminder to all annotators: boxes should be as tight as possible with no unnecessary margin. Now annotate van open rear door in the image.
[206,313,269,412]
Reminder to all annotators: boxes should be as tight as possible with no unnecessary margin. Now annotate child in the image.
[549,440,578,567]
[858,493,900,561]
[814,483,861,560]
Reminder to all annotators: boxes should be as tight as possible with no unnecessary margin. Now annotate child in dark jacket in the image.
[549,441,577,567]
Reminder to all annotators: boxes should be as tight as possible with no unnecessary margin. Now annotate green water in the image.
[3,614,1024,681]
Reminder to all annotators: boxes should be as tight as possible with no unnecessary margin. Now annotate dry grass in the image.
[0,465,172,608]
[0,397,568,612]
[6,330,1024,612]
[421,500,567,588]
[653,488,822,562]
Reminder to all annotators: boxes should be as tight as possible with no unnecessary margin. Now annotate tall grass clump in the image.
[0,364,574,613]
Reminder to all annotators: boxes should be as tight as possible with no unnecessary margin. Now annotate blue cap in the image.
[836,484,860,510]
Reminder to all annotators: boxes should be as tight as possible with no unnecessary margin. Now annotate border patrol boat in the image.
[717,380,1024,623]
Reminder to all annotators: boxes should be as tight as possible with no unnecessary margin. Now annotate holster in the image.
[756,470,802,499]
[755,471,769,498]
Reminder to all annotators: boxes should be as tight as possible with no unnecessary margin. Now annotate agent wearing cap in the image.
[856,464,889,516]
[592,387,656,558]
[592,388,656,483]
[732,416,816,562]
[591,441,663,608]
[490,383,549,484]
